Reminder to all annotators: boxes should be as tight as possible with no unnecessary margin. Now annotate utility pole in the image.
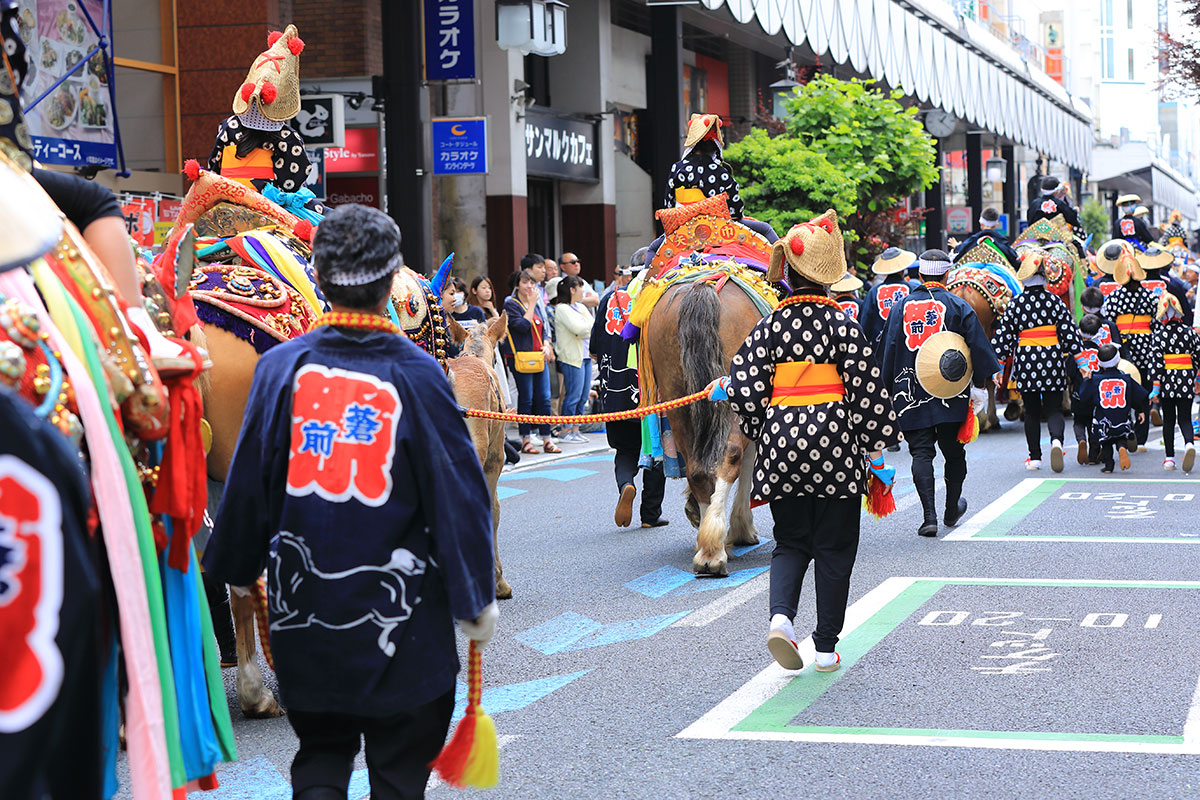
[381,0,431,271]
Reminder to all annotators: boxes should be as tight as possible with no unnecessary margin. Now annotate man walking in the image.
[203,206,498,800]
[880,250,999,537]
[590,249,667,528]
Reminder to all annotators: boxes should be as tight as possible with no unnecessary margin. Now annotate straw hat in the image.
[0,153,64,273]
[1118,359,1141,385]
[232,25,304,122]
[767,210,846,285]
[1157,293,1184,321]
[1116,193,1141,207]
[872,246,916,276]
[683,113,724,150]
[1096,239,1134,276]
[1133,205,1150,218]
[1016,250,1048,282]
[1136,243,1175,271]
[915,331,973,399]
[830,271,863,294]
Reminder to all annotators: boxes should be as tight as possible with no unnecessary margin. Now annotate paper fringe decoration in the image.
[865,473,896,519]
[431,641,499,789]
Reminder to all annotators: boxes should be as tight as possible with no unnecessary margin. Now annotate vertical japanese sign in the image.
[17,0,117,167]
[431,117,487,175]
[423,0,475,81]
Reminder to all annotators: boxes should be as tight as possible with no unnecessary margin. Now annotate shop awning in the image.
[699,0,1093,171]
[1092,143,1199,221]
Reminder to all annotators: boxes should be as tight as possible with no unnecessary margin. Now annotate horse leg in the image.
[231,589,283,718]
[487,435,512,599]
[727,440,759,547]
[694,433,744,576]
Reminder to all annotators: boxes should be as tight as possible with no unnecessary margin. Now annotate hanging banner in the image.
[423,0,476,81]
[121,196,155,247]
[17,0,117,168]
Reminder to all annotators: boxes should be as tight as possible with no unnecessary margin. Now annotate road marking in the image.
[515,610,691,654]
[203,755,291,800]
[679,576,1200,753]
[671,572,770,628]
[625,565,768,598]
[498,468,598,483]
[452,670,591,720]
[496,486,526,500]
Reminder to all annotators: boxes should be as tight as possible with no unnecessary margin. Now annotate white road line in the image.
[677,577,914,737]
[682,729,1200,754]
[671,572,770,628]
[941,477,1042,540]
[1183,677,1200,747]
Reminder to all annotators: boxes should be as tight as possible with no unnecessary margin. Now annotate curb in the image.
[503,442,614,474]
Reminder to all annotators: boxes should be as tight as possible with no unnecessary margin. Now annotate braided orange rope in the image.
[461,384,717,425]
[253,576,274,671]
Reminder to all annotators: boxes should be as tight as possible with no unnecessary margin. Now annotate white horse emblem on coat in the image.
[268,531,426,656]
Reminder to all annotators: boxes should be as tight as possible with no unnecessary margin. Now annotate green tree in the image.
[725,76,939,272]
[1080,198,1111,244]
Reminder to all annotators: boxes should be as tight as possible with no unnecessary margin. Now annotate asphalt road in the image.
[132,418,1200,799]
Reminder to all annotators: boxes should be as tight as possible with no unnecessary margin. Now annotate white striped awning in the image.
[700,0,1093,171]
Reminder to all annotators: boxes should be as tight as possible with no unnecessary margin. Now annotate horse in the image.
[947,260,1021,431]
[446,313,513,599]
[641,266,776,576]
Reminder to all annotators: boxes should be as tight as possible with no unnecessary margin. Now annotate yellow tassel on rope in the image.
[431,641,499,789]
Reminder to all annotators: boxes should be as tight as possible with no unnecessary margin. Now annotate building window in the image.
[1100,0,1112,27]
[1128,48,1135,80]
[1101,38,1114,80]
[1127,0,1134,29]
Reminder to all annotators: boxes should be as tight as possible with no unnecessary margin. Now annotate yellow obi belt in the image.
[770,362,844,406]
[1018,325,1059,347]
[1165,353,1194,370]
[220,144,275,187]
[1116,314,1152,335]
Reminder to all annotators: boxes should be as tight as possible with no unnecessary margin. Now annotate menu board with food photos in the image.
[16,0,117,168]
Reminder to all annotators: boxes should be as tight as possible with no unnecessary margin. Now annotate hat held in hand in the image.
[767,209,846,286]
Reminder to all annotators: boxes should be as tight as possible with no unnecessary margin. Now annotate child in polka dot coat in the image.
[726,210,901,674]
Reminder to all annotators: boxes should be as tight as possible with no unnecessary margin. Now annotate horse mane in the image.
[676,282,731,474]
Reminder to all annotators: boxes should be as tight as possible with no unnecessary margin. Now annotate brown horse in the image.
[446,313,513,599]
[643,279,762,576]
[948,262,1019,431]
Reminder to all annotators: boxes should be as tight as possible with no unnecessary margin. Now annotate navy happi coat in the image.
[861,275,919,348]
[879,283,999,431]
[1078,367,1149,443]
[203,326,495,717]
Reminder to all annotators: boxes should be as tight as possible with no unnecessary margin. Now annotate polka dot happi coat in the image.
[1151,321,1200,399]
[207,116,311,193]
[991,286,1083,392]
[728,301,901,503]
[665,155,745,218]
[1101,285,1159,380]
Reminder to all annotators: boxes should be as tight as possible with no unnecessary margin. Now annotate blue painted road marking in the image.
[625,565,769,598]
[203,755,291,800]
[452,669,591,720]
[516,610,691,654]
[497,485,526,500]
[499,468,598,482]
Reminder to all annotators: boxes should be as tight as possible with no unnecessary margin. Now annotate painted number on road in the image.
[1056,490,1196,520]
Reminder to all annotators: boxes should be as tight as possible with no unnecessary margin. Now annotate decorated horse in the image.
[629,193,781,575]
[1014,217,1079,305]
[946,259,1021,430]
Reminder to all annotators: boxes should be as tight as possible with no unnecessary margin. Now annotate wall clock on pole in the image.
[924,109,957,138]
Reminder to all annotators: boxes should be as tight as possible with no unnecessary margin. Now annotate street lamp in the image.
[986,154,1007,183]
[496,0,568,57]
[770,46,799,119]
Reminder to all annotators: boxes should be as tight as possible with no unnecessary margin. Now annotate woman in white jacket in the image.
[552,275,595,443]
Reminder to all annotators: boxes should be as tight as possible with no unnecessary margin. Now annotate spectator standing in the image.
[560,251,601,309]
[467,275,500,319]
[444,276,486,330]
[590,255,668,527]
[552,276,594,443]
[505,269,560,454]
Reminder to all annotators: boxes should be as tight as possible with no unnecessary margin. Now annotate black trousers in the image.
[606,418,666,524]
[1162,397,1195,457]
[768,496,861,653]
[288,691,454,800]
[905,422,967,523]
[1022,390,1065,459]
[1098,437,1127,471]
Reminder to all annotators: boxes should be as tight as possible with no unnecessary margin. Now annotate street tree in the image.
[1158,1,1200,98]
[725,75,939,272]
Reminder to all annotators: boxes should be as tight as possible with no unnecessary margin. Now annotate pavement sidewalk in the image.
[502,428,614,473]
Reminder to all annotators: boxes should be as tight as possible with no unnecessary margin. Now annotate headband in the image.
[1099,351,1121,368]
[917,257,952,275]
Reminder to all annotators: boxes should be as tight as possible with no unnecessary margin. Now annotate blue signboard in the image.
[424,0,476,80]
[432,117,487,175]
[996,213,1010,237]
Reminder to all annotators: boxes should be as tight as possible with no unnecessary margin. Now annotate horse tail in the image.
[677,282,731,475]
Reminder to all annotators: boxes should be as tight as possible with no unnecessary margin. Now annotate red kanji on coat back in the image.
[1099,378,1127,409]
[902,298,946,350]
[876,284,909,320]
[287,364,401,507]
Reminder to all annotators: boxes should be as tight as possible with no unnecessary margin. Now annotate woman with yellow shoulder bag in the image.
[505,270,560,453]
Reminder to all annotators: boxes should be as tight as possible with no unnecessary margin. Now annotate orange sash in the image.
[1116,314,1152,335]
[1165,353,1193,370]
[770,362,844,406]
[220,144,275,186]
[1018,325,1059,347]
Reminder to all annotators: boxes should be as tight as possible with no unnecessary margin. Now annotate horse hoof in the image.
[684,496,701,529]
[496,578,514,600]
[693,554,729,577]
[242,695,285,719]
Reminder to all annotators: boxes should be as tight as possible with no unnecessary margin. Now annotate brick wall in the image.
[292,0,382,78]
